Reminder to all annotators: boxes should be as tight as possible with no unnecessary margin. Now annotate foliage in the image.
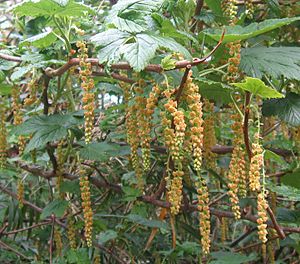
[0,0,299,263]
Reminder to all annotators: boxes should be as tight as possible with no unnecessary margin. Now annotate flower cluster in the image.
[56,141,64,198]
[184,73,204,172]
[17,180,24,209]
[12,87,26,154]
[196,178,211,255]
[221,0,238,24]
[24,80,38,106]
[67,215,77,250]
[168,170,184,215]
[249,133,263,192]
[257,191,268,244]
[124,84,143,190]
[245,0,254,19]
[54,228,62,256]
[203,99,217,169]
[79,168,93,247]
[225,41,242,82]
[77,40,95,144]
[0,105,7,168]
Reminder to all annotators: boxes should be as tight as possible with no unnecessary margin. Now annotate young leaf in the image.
[268,181,300,202]
[20,30,57,48]
[231,77,284,99]
[161,54,177,70]
[262,92,300,126]
[106,0,164,33]
[240,47,300,80]
[41,200,68,219]
[12,0,94,18]
[201,17,300,42]
[79,142,121,161]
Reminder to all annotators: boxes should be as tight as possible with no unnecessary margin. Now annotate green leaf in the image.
[20,30,57,48]
[92,31,191,71]
[106,0,164,33]
[0,51,19,70]
[195,78,233,104]
[0,83,12,95]
[282,171,300,189]
[41,200,68,219]
[98,230,118,245]
[231,77,284,99]
[79,142,121,161]
[11,65,33,81]
[201,17,300,42]
[210,251,257,264]
[12,0,94,18]
[66,249,89,264]
[161,54,177,70]
[60,180,80,195]
[15,114,81,151]
[268,181,300,202]
[240,47,300,80]
[121,34,158,71]
[122,186,141,202]
[126,214,169,229]
[264,150,286,165]
[262,92,300,126]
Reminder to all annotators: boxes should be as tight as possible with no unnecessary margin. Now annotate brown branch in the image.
[191,0,204,32]
[267,206,286,239]
[4,221,51,235]
[0,240,30,260]
[0,30,225,79]
[175,65,191,102]
[243,91,252,160]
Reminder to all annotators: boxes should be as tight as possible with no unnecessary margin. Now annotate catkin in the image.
[79,168,93,247]
[77,40,95,144]
[0,105,7,168]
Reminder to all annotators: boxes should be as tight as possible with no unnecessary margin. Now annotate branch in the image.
[243,91,252,160]
[0,30,225,79]
[0,240,30,260]
[267,206,286,239]
[191,0,204,32]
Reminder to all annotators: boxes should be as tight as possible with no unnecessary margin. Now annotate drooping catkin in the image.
[249,133,263,192]
[77,39,95,144]
[11,86,26,154]
[245,0,254,19]
[79,167,93,247]
[0,104,7,168]
[54,228,62,256]
[257,191,268,255]
[17,180,24,208]
[203,99,217,169]
[196,177,211,255]
[67,215,77,250]
[24,79,38,106]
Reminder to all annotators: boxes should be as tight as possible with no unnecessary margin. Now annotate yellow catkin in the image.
[168,170,184,215]
[225,41,241,82]
[245,0,254,19]
[54,228,62,256]
[196,178,211,255]
[17,180,24,208]
[79,168,93,247]
[142,85,161,171]
[183,73,210,254]
[257,191,268,245]
[24,80,38,106]
[93,254,101,264]
[162,86,186,215]
[184,72,204,171]
[67,215,77,250]
[221,217,227,243]
[12,87,26,154]
[77,39,95,144]
[203,99,217,169]
[249,133,263,192]
[268,243,275,264]
[221,0,238,24]
[56,141,64,198]
[125,84,143,190]
[0,105,7,168]
[227,112,247,219]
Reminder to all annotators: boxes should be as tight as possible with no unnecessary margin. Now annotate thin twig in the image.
[0,240,30,260]
[243,91,252,160]
[4,221,51,235]
[230,227,257,247]
[267,206,286,239]
[191,0,204,32]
